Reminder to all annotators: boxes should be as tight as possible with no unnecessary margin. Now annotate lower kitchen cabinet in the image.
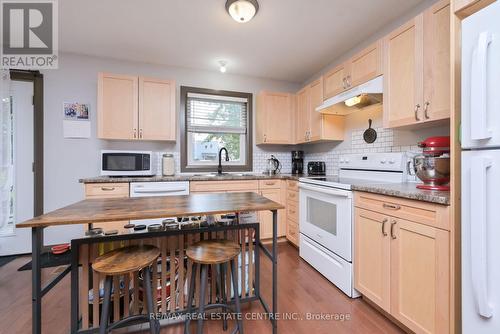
[285,180,299,246]
[390,218,450,334]
[354,192,451,334]
[84,183,130,232]
[354,208,391,312]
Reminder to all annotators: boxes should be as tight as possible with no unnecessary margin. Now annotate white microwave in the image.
[100,150,157,176]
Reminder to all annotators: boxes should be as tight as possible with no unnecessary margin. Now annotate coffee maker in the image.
[291,151,304,174]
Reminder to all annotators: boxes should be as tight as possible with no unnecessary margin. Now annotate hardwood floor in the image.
[0,243,403,334]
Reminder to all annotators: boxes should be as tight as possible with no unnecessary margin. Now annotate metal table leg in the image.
[32,227,43,334]
[272,209,278,334]
[71,240,79,333]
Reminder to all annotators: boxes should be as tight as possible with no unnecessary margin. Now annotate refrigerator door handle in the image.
[470,31,493,140]
[470,157,493,318]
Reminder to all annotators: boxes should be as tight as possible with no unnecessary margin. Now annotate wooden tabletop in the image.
[18,192,284,228]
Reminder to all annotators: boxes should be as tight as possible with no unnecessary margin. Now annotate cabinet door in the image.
[349,41,383,87]
[323,63,348,99]
[259,188,283,239]
[308,78,323,141]
[84,183,130,232]
[139,77,176,141]
[97,73,138,139]
[295,87,310,144]
[390,219,450,334]
[354,208,391,312]
[423,0,450,122]
[258,92,294,144]
[383,15,424,128]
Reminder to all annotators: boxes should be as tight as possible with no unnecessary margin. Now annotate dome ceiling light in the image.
[225,0,259,23]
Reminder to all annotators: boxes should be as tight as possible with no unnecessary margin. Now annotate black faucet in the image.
[217,147,229,175]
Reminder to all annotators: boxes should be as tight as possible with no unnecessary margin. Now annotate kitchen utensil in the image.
[104,230,118,235]
[413,155,450,191]
[265,155,281,175]
[133,224,146,231]
[147,224,163,232]
[85,228,103,237]
[363,119,377,143]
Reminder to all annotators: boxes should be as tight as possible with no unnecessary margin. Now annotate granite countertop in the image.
[351,182,450,205]
[79,174,450,205]
[79,173,303,184]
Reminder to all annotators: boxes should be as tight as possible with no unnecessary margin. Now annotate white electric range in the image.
[298,152,411,297]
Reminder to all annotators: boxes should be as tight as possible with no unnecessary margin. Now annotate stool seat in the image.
[92,245,160,276]
[186,240,240,265]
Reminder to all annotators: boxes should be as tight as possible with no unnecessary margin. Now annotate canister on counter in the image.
[162,153,175,176]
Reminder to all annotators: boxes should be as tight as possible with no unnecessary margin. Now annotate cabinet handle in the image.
[346,75,351,87]
[381,218,388,236]
[264,134,267,143]
[133,128,137,139]
[100,187,115,191]
[383,203,401,210]
[139,129,143,139]
[424,101,430,119]
[414,104,421,121]
[390,220,397,239]
[342,78,347,89]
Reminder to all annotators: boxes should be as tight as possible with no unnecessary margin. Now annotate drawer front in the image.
[287,201,299,222]
[85,183,129,198]
[354,192,450,230]
[287,180,299,192]
[258,179,281,189]
[190,180,259,192]
[287,220,299,246]
[287,189,299,202]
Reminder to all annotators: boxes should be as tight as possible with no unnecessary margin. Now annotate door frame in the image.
[9,70,44,216]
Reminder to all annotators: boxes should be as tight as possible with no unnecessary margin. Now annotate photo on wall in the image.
[63,102,90,121]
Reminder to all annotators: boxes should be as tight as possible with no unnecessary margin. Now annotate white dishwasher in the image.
[129,181,190,226]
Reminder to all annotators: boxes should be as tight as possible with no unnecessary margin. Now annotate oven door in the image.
[299,182,353,261]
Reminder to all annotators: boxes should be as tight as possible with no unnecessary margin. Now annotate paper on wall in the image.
[63,120,90,138]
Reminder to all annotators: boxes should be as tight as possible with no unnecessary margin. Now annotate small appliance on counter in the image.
[101,150,156,176]
[307,161,326,176]
[264,155,281,175]
[413,136,451,191]
[291,150,304,174]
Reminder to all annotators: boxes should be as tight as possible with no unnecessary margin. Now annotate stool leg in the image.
[99,276,113,334]
[143,267,159,334]
[185,262,197,334]
[230,260,243,334]
[197,264,208,334]
[219,263,228,331]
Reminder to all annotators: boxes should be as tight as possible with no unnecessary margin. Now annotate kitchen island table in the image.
[18,192,284,334]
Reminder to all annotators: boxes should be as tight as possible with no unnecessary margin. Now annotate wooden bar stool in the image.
[185,240,243,334]
[92,245,161,334]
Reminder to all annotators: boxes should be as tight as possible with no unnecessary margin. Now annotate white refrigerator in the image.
[462,2,500,333]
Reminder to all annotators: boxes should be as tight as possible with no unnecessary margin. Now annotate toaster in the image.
[307,161,326,176]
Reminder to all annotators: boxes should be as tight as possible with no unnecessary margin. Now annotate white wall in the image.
[41,53,300,243]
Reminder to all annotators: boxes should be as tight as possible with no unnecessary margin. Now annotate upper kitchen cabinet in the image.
[323,40,383,100]
[296,78,345,144]
[256,91,295,144]
[97,72,176,141]
[98,73,138,140]
[383,0,450,128]
[139,77,176,141]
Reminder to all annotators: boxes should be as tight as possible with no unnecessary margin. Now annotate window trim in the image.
[180,86,253,173]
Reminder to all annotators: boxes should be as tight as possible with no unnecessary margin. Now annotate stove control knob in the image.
[344,158,350,163]
[340,159,344,163]
[380,159,387,164]
[389,159,396,164]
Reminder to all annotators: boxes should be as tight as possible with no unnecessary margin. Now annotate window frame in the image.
[180,86,253,173]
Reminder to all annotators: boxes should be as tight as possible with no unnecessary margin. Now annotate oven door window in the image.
[307,197,337,235]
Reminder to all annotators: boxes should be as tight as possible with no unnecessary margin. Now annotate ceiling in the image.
[59,0,426,83]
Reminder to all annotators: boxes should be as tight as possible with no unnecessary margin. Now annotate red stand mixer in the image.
[413,136,451,191]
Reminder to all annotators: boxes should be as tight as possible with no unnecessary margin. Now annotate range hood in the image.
[316,76,383,115]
